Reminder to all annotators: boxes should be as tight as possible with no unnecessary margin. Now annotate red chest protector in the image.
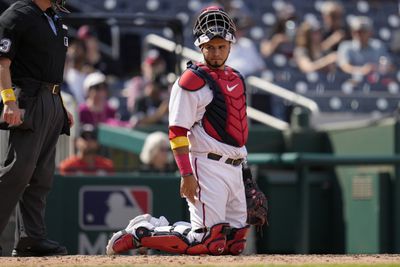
[178,62,248,147]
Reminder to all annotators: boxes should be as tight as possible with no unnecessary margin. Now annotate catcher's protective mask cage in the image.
[193,6,237,47]
[51,0,70,13]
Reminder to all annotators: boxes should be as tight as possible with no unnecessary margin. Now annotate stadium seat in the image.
[51,0,400,116]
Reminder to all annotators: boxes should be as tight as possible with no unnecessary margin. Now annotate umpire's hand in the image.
[2,101,22,126]
[67,110,74,128]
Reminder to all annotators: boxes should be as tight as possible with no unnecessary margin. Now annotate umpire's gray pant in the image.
[0,88,65,244]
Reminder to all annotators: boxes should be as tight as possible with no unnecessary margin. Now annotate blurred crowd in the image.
[58,0,400,174]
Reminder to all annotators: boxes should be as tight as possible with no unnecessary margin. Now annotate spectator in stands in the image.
[125,49,167,113]
[260,3,297,59]
[320,1,350,52]
[77,25,121,76]
[139,131,175,172]
[201,0,252,19]
[64,39,93,104]
[337,16,393,76]
[226,12,266,76]
[79,72,119,126]
[294,20,338,73]
[59,124,114,175]
[129,75,169,128]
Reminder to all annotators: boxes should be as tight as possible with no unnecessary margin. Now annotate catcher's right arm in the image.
[242,162,268,228]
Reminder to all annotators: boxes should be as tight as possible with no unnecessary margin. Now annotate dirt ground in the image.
[1,254,400,266]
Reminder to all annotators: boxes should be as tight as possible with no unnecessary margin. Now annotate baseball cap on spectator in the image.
[79,124,97,140]
[77,25,97,40]
[83,72,107,94]
[144,49,162,66]
[349,16,372,31]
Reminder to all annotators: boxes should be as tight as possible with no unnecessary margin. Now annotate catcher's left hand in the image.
[242,163,268,227]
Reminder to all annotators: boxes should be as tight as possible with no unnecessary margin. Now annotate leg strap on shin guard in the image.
[224,225,250,255]
[140,228,190,254]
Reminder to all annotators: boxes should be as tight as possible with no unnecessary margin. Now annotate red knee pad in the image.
[224,225,250,255]
[187,223,230,255]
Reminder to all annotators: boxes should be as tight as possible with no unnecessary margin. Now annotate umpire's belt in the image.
[42,82,61,95]
[13,78,60,96]
[207,152,244,166]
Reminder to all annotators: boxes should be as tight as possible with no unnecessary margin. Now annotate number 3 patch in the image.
[0,38,11,53]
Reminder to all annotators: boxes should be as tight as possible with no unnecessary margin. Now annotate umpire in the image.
[0,0,73,256]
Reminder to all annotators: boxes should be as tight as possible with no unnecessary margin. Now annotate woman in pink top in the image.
[79,72,118,126]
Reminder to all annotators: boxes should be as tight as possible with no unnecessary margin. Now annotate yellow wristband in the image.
[170,136,190,149]
[1,88,16,103]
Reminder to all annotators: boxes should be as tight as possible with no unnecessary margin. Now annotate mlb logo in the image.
[79,186,152,230]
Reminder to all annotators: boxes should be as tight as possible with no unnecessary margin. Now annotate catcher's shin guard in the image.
[224,225,250,255]
[106,214,169,255]
[106,230,138,255]
[186,223,230,255]
[140,223,230,255]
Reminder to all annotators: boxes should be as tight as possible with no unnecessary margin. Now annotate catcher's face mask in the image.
[51,0,70,13]
[193,6,236,47]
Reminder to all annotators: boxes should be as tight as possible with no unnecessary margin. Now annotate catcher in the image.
[106,6,267,256]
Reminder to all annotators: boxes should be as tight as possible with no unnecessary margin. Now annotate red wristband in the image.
[174,153,193,177]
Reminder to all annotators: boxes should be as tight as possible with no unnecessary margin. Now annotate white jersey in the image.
[169,78,247,159]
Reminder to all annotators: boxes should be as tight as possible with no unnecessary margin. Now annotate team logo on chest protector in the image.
[180,62,248,147]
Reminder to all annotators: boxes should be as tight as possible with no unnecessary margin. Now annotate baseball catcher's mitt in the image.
[242,163,268,228]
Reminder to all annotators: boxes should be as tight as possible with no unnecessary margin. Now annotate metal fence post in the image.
[296,164,310,253]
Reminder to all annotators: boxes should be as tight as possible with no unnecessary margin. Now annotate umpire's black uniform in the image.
[0,0,69,256]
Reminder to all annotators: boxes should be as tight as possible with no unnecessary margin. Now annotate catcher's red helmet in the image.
[193,6,236,47]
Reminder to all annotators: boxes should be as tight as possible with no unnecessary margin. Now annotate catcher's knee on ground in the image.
[224,225,250,255]
[107,220,231,255]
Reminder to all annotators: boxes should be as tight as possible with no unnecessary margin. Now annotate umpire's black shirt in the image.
[0,0,68,84]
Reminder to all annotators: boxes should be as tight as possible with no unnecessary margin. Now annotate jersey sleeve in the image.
[0,9,27,60]
[168,78,201,129]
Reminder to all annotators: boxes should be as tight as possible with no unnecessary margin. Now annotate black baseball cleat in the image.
[12,237,68,257]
